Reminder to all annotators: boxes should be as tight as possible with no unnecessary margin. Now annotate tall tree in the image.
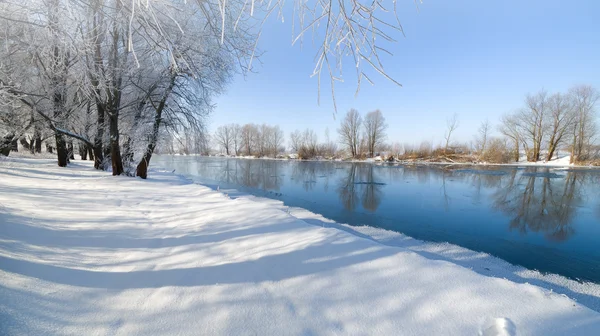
[519,91,549,162]
[289,130,303,153]
[214,125,234,155]
[338,109,362,158]
[475,119,491,159]
[569,85,599,163]
[499,114,521,162]
[546,93,574,161]
[363,110,388,157]
[241,124,258,156]
[231,124,242,156]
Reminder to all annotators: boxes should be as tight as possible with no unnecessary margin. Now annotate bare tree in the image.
[519,91,549,162]
[302,129,319,158]
[230,124,242,155]
[443,113,459,154]
[241,124,258,156]
[322,127,337,157]
[569,85,599,163]
[475,120,491,159]
[269,125,285,156]
[288,128,321,158]
[289,130,303,153]
[338,109,362,158]
[363,109,388,157]
[546,93,574,161]
[499,113,521,162]
[214,125,234,155]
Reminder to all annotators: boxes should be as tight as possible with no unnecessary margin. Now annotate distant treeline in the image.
[205,85,599,165]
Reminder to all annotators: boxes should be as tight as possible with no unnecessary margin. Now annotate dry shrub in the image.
[481,138,511,163]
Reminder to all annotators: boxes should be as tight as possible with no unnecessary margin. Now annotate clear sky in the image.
[211,0,600,148]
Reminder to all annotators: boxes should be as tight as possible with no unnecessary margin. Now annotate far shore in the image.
[159,153,600,170]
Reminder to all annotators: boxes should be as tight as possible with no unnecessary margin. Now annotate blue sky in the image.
[212,0,600,148]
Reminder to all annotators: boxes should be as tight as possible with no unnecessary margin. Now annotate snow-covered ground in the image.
[1,158,600,335]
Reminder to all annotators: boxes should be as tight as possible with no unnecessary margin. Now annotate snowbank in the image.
[1,158,600,335]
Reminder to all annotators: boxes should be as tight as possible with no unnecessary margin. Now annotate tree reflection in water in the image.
[337,165,383,212]
[492,168,582,242]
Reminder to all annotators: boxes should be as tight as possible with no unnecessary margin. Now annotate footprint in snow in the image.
[479,317,516,336]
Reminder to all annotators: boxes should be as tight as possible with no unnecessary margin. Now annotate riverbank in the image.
[174,152,600,169]
[1,158,600,335]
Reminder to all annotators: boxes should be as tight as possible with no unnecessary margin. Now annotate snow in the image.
[505,153,575,167]
[1,157,600,335]
[212,191,600,313]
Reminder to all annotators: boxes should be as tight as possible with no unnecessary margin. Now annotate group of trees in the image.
[209,85,598,165]
[338,109,388,158]
[214,124,284,157]
[289,128,337,159]
[0,0,253,178]
[212,109,388,159]
[393,85,599,164]
[499,85,599,163]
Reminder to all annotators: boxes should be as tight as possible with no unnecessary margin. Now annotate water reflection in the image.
[198,159,285,191]
[335,165,384,212]
[203,159,594,243]
[291,162,319,191]
[491,169,582,242]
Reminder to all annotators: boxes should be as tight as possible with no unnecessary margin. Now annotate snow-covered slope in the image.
[1,158,599,335]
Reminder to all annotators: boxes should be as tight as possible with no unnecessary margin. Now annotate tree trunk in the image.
[22,137,33,153]
[122,137,134,168]
[11,138,18,152]
[570,127,577,164]
[34,129,42,153]
[123,99,146,169]
[19,137,32,152]
[1,134,13,156]
[87,145,94,161]
[136,75,176,179]
[68,141,75,160]
[47,143,53,153]
[55,132,68,167]
[136,153,150,179]
[109,113,124,175]
[79,142,88,160]
[0,146,10,156]
[93,104,105,169]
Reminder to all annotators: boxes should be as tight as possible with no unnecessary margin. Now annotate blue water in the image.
[154,156,600,283]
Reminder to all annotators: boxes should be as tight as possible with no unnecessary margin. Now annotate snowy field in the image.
[1,158,600,335]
